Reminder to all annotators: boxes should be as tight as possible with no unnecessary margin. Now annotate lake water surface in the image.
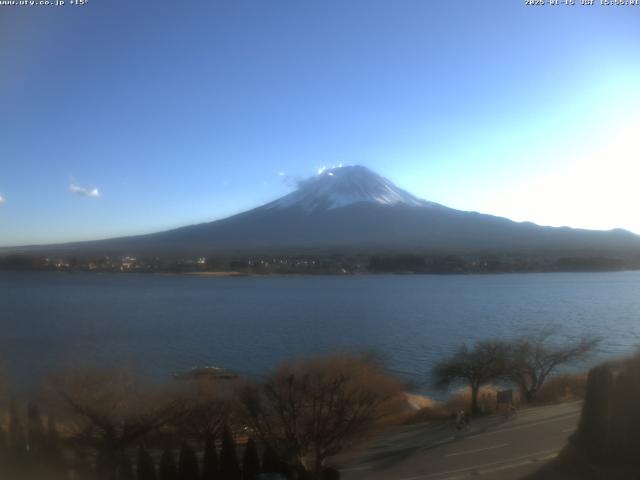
[2,271,640,393]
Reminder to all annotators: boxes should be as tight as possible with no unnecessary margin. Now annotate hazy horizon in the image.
[2,1,640,247]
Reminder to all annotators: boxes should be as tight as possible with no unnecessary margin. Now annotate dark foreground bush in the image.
[572,354,640,467]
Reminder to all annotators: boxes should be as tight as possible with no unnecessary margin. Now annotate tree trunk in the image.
[521,380,540,404]
[96,449,118,480]
[311,452,324,480]
[524,388,536,403]
[471,385,480,416]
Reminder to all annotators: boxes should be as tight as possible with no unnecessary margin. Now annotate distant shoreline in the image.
[162,269,640,278]
[3,268,640,277]
[4,251,640,276]
[160,270,251,277]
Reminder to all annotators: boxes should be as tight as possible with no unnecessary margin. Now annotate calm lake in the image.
[2,271,640,394]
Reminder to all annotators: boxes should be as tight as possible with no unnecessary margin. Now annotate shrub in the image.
[445,385,505,415]
[534,373,587,404]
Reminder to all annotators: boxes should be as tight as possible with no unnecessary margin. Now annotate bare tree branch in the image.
[506,332,600,403]
[240,354,402,477]
[432,340,510,415]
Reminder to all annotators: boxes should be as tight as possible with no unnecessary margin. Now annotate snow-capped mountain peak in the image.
[265,165,438,213]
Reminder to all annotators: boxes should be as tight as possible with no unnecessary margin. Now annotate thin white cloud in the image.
[316,163,344,175]
[0,195,5,204]
[69,184,100,198]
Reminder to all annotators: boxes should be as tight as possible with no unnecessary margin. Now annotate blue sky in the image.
[1,1,640,246]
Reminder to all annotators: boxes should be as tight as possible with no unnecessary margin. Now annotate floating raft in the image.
[173,366,238,381]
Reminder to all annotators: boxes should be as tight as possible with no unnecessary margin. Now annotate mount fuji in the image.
[264,165,434,212]
[6,165,640,256]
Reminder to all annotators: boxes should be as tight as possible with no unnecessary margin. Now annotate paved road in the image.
[338,401,582,480]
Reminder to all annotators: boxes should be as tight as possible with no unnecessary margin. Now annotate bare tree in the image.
[432,340,509,416]
[170,378,236,448]
[240,354,402,479]
[506,331,600,403]
[48,368,184,479]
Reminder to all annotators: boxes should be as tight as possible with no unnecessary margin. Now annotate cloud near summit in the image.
[69,184,100,198]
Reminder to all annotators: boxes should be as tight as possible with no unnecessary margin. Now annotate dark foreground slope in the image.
[528,354,640,479]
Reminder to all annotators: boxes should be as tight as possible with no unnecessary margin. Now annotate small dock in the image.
[173,366,239,381]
